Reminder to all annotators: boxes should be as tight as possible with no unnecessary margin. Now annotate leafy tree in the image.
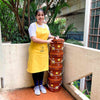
[0,0,17,42]
[0,0,69,43]
[1,0,30,38]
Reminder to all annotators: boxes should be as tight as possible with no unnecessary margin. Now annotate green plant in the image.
[0,0,17,42]
[48,18,66,37]
[65,39,83,46]
[73,81,80,89]
[64,23,77,35]
[73,81,91,99]
[82,89,91,99]
[60,23,77,40]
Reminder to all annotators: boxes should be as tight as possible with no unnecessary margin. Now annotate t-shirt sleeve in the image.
[28,23,36,38]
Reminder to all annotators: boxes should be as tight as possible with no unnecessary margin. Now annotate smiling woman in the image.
[27,9,54,96]
[35,9,45,25]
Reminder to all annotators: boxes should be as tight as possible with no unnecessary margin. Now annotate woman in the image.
[27,9,54,95]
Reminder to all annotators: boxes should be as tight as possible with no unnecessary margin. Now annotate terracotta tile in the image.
[0,87,75,100]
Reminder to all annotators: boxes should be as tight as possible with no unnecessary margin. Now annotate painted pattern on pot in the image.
[48,77,62,92]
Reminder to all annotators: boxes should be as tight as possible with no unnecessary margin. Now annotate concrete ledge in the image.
[63,83,90,100]
[59,0,85,16]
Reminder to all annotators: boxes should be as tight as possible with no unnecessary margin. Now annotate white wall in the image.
[66,13,85,31]
[1,43,33,90]
[0,43,48,90]
[0,23,3,89]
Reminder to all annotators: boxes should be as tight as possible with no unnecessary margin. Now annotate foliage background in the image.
[0,0,69,43]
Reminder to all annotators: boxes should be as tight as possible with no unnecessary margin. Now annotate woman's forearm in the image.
[31,36,48,43]
[31,36,52,43]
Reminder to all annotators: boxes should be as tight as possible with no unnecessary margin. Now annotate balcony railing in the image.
[0,42,100,100]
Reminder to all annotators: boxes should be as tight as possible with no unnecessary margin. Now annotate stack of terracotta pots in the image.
[48,38,64,92]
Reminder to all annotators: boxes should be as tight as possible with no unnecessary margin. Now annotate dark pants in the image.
[32,72,44,86]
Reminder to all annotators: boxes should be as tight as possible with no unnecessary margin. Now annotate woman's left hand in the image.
[56,36,59,39]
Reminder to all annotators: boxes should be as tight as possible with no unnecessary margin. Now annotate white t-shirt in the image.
[28,22,51,38]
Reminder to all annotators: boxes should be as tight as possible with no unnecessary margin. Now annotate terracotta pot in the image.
[49,65,63,70]
[49,65,63,79]
[52,38,64,44]
[49,38,64,53]
[49,56,63,66]
[49,43,64,53]
[49,52,64,58]
[48,77,62,92]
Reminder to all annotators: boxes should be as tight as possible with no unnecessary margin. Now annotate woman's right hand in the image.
[47,39,53,43]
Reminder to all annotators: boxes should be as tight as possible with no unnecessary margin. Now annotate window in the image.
[88,0,100,49]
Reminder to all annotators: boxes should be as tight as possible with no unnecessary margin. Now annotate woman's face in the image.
[36,11,44,25]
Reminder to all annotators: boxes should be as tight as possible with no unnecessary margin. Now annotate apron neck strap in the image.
[35,22,38,28]
[35,22,45,28]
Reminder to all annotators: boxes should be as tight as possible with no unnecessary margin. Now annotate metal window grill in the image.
[88,0,100,49]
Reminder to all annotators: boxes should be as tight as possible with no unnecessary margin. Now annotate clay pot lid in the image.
[52,38,64,43]
[48,77,62,82]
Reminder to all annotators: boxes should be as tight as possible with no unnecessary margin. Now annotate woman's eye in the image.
[38,14,40,16]
[42,14,44,16]
[37,14,44,16]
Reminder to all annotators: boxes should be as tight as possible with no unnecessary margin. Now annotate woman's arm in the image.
[31,36,53,43]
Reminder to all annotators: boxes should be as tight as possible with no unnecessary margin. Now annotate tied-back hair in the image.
[35,9,45,16]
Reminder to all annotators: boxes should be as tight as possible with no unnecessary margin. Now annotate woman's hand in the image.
[47,38,53,43]
[49,35,59,40]
[55,36,59,39]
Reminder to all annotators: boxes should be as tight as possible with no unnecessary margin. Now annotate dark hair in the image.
[35,9,45,16]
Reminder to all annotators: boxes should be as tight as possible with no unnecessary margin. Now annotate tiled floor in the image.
[0,87,75,100]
